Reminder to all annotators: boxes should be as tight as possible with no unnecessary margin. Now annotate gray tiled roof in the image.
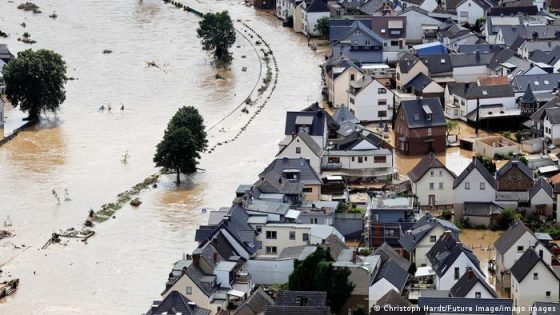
[496,159,533,181]
[403,72,435,92]
[276,291,327,306]
[234,287,275,315]
[399,213,459,252]
[323,233,348,260]
[373,259,409,291]
[546,107,560,124]
[305,0,330,12]
[521,84,537,104]
[531,96,560,122]
[493,221,533,255]
[407,152,455,183]
[332,105,360,124]
[373,242,411,271]
[449,270,497,298]
[258,158,323,186]
[426,232,483,278]
[510,247,560,282]
[285,111,326,137]
[512,73,560,93]
[530,177,554,200]
[397,52,420,74]
[453,158,497,189]
[147,291,211,315]
[450,53,494,68]
[418,297,513,314]
[419,54,453,75]
[376,289,411,307]
[399,98,446,129]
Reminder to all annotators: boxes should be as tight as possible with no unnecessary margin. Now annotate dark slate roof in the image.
[399,98,446,129]
[532,302,560,315]
[531,96,560,122]
[418,297,513,315]
[258,158,323,186]
[285,111,326,137]
[426,232,483,278]
[305,0,330,12]
[397,52,420,74]
[458,44,504,54]
[373,242,411,271]
[276,291,327,306]
[530,177,554,200]
[496,159,533,181]
[419,54,453,75]
[234,287,275,315]
[521,84,537,104]
[403,72,436,92]
[324,233,348,260]
[449,270,497,298]
[0,44,14,63]
[447,83,514,100]
[376,289,411,307]
[453,158,497,190]
[463,202,503,217]
[450,53,494,68]
[146,291,211,315]
[335,20,384,47]
[510,247,560,282]
[399,213,459,252]
[487,5,538,16]
[373,259,409,291]
[488,48,515,71]
[407,152,455,182]
[264,305,330,315]
[493,221,533,255]
[512,73,560,93]
[546,107,560,124]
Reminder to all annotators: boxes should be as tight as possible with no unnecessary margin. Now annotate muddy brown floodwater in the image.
[0,0,322,313]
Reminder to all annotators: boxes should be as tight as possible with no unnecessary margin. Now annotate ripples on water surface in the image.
[0,0,322,313]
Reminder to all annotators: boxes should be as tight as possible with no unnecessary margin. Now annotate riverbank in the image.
[0,0,322,313]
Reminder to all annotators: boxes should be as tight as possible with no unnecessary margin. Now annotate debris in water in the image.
[17,2,40,12]
[215,73,224,80]
[102,49,112,54]
[130,198,142,207]
[0,279,19,299]
[242,66,247,72]
[48,12,57,19]
[0,230,14,240]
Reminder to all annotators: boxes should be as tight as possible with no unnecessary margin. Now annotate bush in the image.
[130,198,142,207]
[439,209,453,221]
[454,217,471,229]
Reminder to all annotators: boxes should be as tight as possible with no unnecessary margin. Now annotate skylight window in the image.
[381,29,386,33]
[535,81,540,85]
[441,59,446,64]
[482,90,488,95]
[545,80,550,84]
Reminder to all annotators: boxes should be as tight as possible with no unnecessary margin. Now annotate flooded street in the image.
[0,0,322,313]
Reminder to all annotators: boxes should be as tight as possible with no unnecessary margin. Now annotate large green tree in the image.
[2,49,67,121]
[167,106,208,152]
[197,11,236,63]
[154,107,207,184]
[288,246,354,312]
[314,16,330,38]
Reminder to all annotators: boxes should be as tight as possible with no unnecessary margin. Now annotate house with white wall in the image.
[276,0,291,21]
[543,107,560,146]
[426,231,485,290]
[326,59,364,108]
[494,221,540,290]
[400,213,460,268]
[455,0,490,25]
[0,96,4,128]
[453,157,497,219]
[347,76,394,122]
[398,7,444,44]
[408,153,456,208]
[396,52,428,90]
[257,223,343,256]
[510,247,560,314]
[368,258,409,307]
[276,131,323,174]
[529,177,555,217]
[301,0,330,37]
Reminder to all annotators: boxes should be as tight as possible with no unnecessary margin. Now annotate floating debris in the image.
[0,30,7,38]
[102,49,112,54]
[41,228,95,249]
[0,230,14,240]
[215,73,224,80]
[0,279,19,299]
[130,198,142,207]
[48,12,57,19]
[17,2,40,12]
[241,66,247,72]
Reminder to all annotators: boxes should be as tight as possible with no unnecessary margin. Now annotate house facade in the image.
[453,157,497,219]
[408,153,456,208]
[394,98,447,155]
[347,77,394,122]
[301,0,330,37]
[495,159,534,205]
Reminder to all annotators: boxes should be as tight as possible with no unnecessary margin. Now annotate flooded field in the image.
[0,0,322,313]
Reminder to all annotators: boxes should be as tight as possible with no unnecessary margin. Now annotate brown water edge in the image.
[459,229,509,298]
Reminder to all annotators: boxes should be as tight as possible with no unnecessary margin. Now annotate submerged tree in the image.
[288,246,354,312]
[154,106,207,185]
[2,49,67,120]
[197,11,236,63]
[314,16,330,38]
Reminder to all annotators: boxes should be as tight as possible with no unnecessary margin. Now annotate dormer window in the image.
[475,292,481,298]
[482,90,488,96]
[517,245,524,252]
[381,29,386,34]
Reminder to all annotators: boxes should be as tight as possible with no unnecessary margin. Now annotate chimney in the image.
[213,252,219,263]
[475,50,481,62]
[466,267,474,280]
[193,253,200,267]
[443,229,452,239]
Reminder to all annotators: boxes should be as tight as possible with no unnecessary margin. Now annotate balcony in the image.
[321,162,342,170]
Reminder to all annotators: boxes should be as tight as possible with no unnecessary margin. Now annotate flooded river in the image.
[0,0,322,313]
